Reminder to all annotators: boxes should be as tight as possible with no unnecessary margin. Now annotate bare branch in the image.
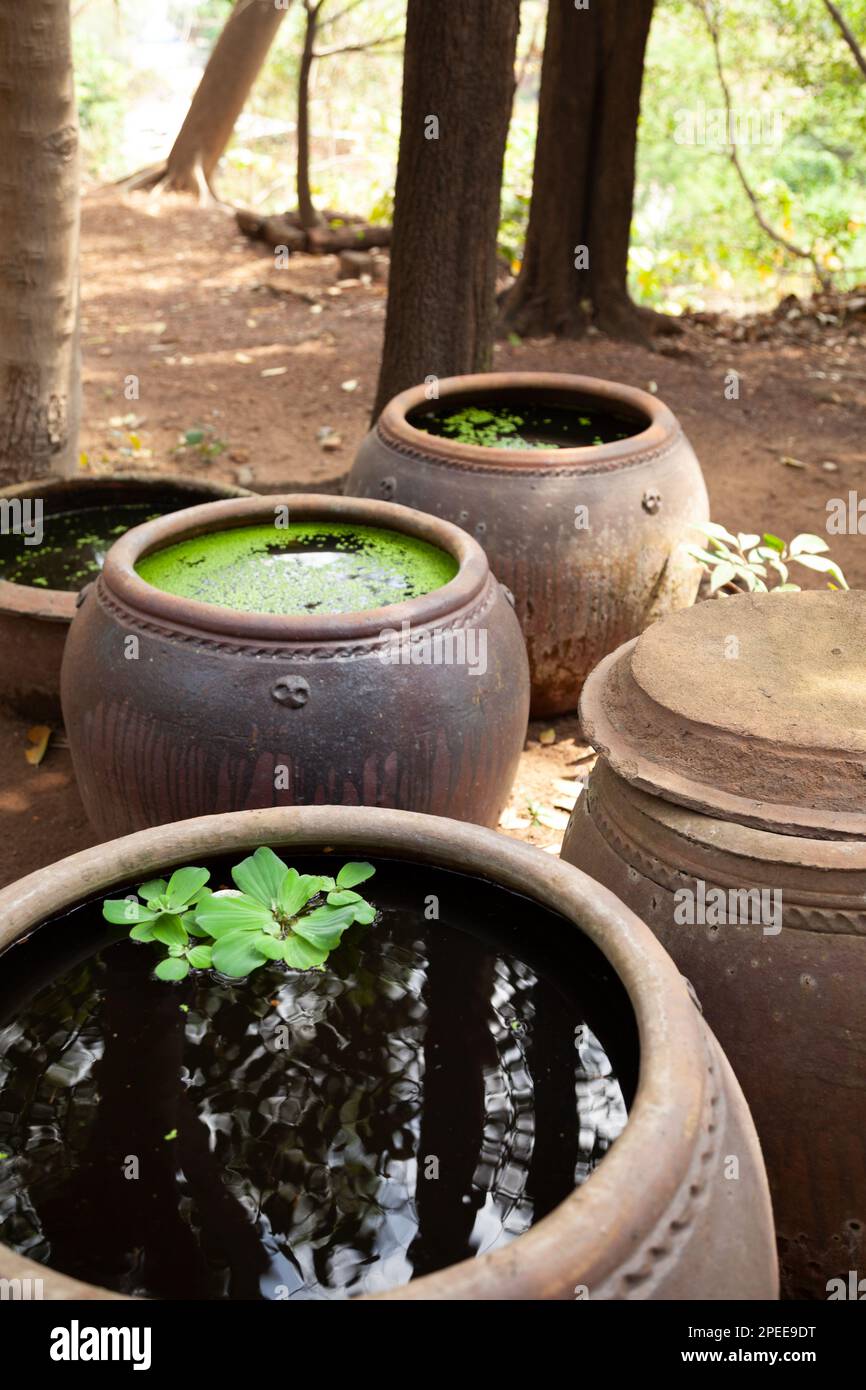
[823,0,866,80]
[315,31,404,58]
[695,0,828,283]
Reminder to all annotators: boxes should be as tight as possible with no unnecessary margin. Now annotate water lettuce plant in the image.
[439,406,535,449]
[103,848,376,982]
[685,524,849,595]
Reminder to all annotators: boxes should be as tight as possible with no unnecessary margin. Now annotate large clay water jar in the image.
[0,473,250,720]
[0,805,777,1300]
[346,373,709,716]
[61,494,529,836]
[560,591,866,1299]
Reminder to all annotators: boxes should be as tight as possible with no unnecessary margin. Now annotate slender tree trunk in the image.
[297,1,324,229]
[122,0,292,201]
[0,0,81,483]
[372,0,521,417]
[501,0,655,341]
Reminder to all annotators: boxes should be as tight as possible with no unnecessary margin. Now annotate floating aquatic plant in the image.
[102,848,376,981]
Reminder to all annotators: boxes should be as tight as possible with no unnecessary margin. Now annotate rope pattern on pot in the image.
[589,1033,724,1300]
[586,782,866,938]
[93,577,499,661]
[616,1039,723,1296]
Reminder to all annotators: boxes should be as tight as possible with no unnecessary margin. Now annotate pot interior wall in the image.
[0,852,638,1301]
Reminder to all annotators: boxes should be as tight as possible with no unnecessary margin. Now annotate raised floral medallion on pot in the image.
[60,494,529,835]
[0,806,777,1300]
[561,591,866,1299]
[346,372,709,716]
[0,474,251,720]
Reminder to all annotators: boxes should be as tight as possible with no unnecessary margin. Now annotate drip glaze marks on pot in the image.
[135,522,459,616]
[408,399,640,451]
[0,857,634,1300]
[0,505,161,590]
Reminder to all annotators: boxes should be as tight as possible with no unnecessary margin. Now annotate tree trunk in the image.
[297,1,325,230]
[122,0,292,201]
[372,0,520,418]
[0,0,81,483]
[501,0,655,341]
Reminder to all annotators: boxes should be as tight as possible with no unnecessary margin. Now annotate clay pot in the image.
[0,474,251,720]
[61,494,529,836]
[346,373,709,716]
[0,804,777,1300]
[561,592,866,1299]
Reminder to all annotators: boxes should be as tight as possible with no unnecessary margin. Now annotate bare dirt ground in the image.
[2,189,864,888]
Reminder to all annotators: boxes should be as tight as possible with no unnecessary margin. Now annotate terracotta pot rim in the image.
[100,494,492,644]
[378,372,679,471]
[0,474,252,624]
[0,805,708,1302]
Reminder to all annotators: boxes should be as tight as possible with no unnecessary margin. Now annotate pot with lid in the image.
[561,591,866,1299]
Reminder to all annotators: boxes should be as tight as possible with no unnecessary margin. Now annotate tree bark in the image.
[372,0,521,417]
[297,1,325,229]
[0,0,81,483]
[122,0,292,201]
[501,0,655,341]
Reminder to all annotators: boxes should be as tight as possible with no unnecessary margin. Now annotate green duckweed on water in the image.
[409,401,636,450]
[135,522,459,615]
[0,504,161,590]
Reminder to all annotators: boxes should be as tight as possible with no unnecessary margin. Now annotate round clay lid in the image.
[580,591,866,838]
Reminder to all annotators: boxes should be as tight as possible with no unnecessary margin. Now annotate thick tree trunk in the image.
[297,1,325,230]
[0,0,81,483]
[501,0,655,341]
[372,0,520,417]
[123,0,292,201]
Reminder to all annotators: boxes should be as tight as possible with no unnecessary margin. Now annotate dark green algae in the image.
[135,522,459,616]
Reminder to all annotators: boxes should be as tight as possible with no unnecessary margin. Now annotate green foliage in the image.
[71,0,866,311]
[685,522,850,595]
[632,0,866,309]
[102,850,377,981]
[72,36,128,178]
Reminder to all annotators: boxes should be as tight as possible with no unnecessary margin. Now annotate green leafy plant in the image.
[439,407,536,450]
[172,425,228,461]
[684,523,849,596]
[103,849,376,982]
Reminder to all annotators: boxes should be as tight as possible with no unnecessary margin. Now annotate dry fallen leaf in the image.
[25,725,52,766]
[538,728,556,745]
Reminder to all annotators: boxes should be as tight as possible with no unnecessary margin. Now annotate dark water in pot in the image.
[0,504,161,590]
[0,856,636,1300]
[409,399,640,450]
